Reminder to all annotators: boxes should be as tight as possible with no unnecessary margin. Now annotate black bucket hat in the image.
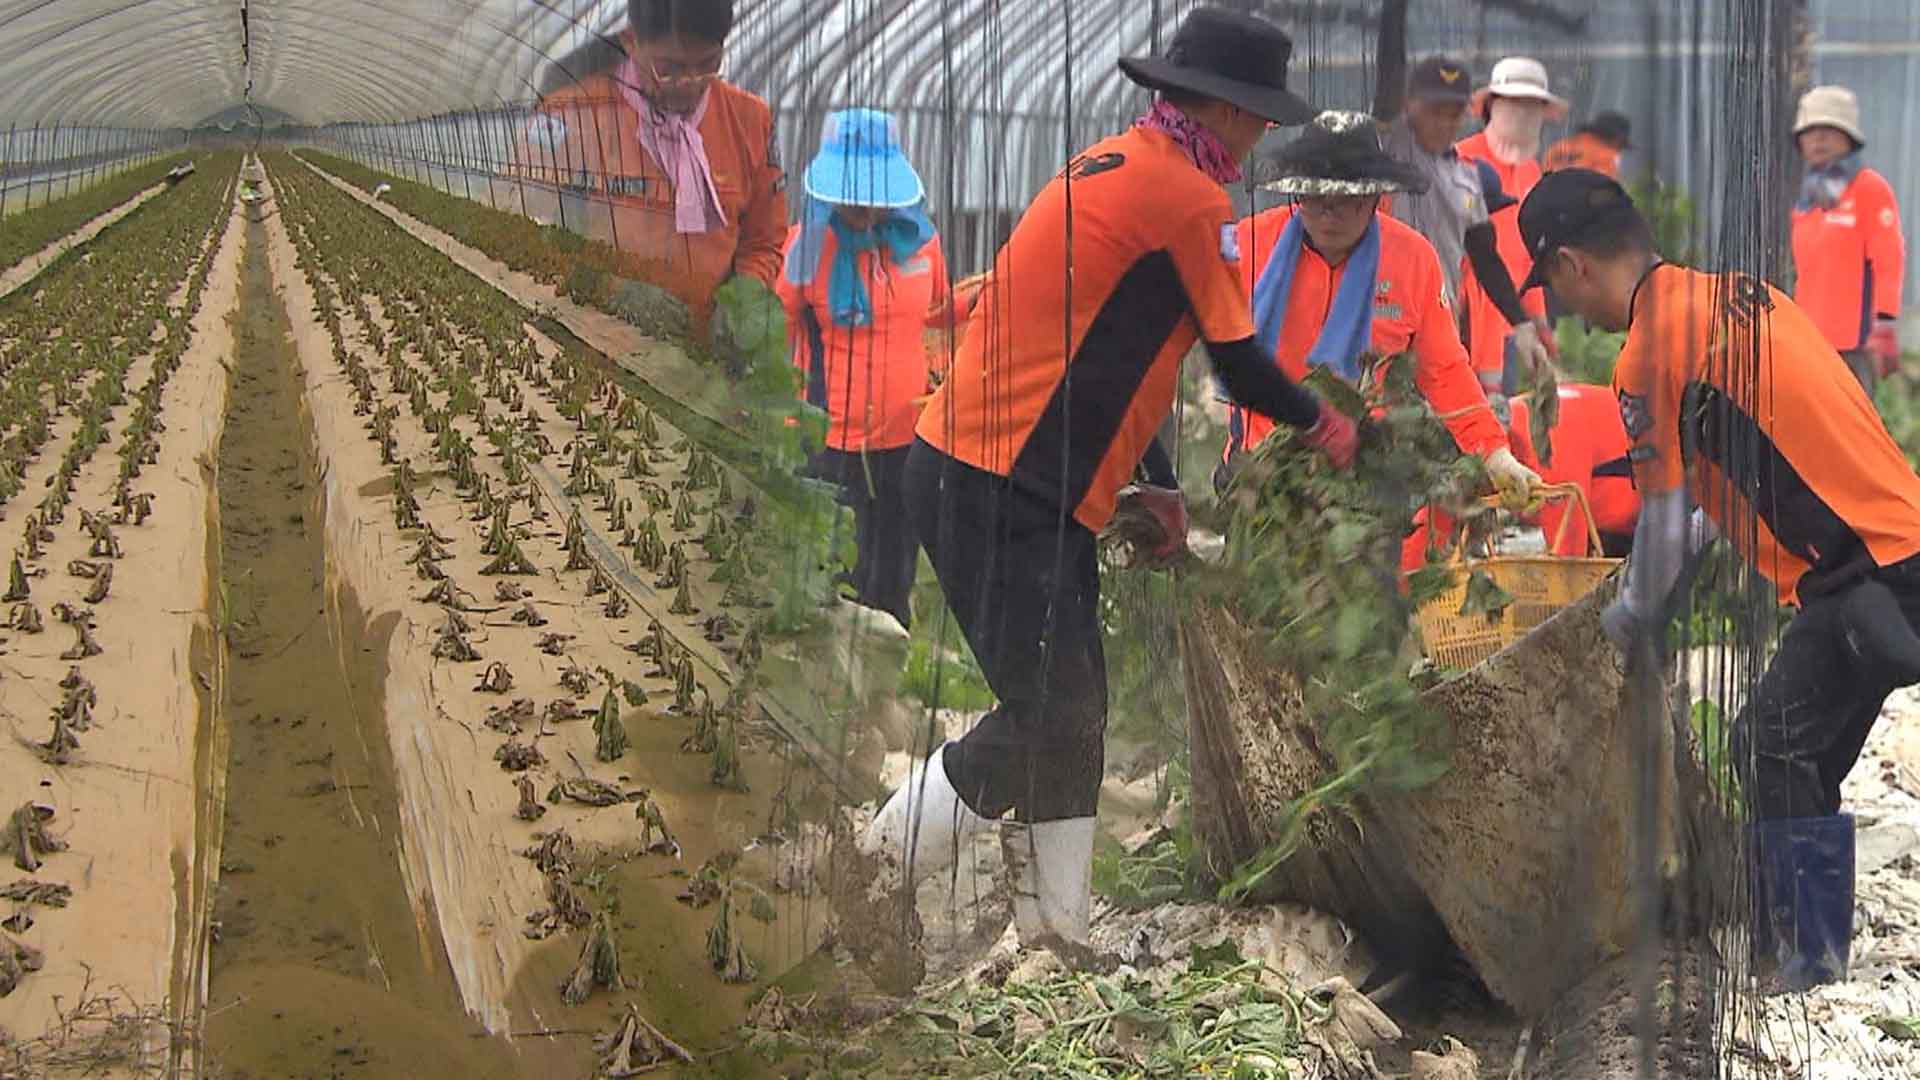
[1118,7,1318,127]
[1259,110,1430,197]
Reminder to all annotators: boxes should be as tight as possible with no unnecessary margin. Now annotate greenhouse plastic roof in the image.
[0,0,1620,131]
[0,0,1906,131]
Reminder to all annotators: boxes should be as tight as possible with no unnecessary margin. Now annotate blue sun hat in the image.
[804,108,924,208]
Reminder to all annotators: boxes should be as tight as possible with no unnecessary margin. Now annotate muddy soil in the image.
[202,215,518,1078]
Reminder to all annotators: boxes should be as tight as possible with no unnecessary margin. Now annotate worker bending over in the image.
[1218,111,1538,508]
[1528,168,1920,991]
[866,7,1355,951]
[778,108,947,630]
[1790,85,1905,392]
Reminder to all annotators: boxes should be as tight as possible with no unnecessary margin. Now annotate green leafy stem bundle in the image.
[1195,355,1491,898]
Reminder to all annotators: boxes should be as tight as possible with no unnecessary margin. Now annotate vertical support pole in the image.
[582,96,621,254]
[26,123,40,210]
[1,122,14,218]
[503,104,529,220]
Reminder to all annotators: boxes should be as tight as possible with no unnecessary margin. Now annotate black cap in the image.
[1579,110,1633,149]
[1517,169,1639,292]
[1119,8,1318,127]
[1408,56,1473,104]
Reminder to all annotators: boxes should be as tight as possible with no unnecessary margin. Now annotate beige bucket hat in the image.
[1471,56,1570,120]
[1794,85,1865,146]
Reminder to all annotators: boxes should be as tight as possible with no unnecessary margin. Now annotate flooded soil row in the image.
[201,199,517,1079]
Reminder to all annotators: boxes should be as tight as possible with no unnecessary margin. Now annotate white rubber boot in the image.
[1003,817,1097,948]
[860,743,994,889]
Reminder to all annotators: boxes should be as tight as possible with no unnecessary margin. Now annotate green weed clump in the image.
[1198,355,1487,900]
[856,939,1306,1077]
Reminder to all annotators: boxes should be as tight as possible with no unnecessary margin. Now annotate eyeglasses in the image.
[649,52,724,84]
[1298,194,1374,216]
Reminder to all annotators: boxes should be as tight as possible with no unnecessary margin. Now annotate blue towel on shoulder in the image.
[1250,213,1380,382]
[783,195,936,328]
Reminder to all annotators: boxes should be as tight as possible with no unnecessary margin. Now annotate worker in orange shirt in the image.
[1401,382,1640,571]
[1219,111,1539,506]
[1457,57,1566,395]
[1790,85,1906,392]
[1526,167,1920,991]
[1504,385,1639,555]
[777,108,947,631]
[519,0,787,330]
[1544,111,1632,179]
[865,8,1355,952]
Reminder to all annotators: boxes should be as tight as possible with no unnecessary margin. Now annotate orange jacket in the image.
[777,224,949,451]
[1790,166,1905,352]
[917,127,1257,533]
[1455,132,1546,375]
[1543,132,1622,179]
[1226,206,1506,461]
[1617,264,1920,605]
[517,77,788,317]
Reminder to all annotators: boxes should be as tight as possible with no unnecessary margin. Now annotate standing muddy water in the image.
[202,211,520,1078]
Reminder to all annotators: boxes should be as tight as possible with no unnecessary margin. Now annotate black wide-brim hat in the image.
[1260,110,1430,197]
[1118,7,1318,127]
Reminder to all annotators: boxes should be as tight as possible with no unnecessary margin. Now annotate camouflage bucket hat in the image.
[1259,110,1430,197]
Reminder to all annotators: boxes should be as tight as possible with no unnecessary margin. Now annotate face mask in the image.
[1485,99,1545,160]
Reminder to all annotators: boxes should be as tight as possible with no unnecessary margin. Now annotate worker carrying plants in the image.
[1217,111,1540,510]
[1543,111,1632,179]
[1524,167,1920,991]
[1371,48,1556,397]
[521,0,787,324]
[776,109,947,631]
[1400,382,1640,572]
[1790,85,1906,392]
[1457,57,1566,395]
[865,7,1356,951]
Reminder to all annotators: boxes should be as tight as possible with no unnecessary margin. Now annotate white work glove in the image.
[1483,446,1543,511]
[1509,318,1557,383]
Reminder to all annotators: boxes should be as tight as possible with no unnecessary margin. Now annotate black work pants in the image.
[905,439,1107,823]
[1731,556,1920,820]
[810,446,918,630]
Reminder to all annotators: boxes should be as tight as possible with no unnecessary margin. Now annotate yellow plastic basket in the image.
[1416,483,1622,670]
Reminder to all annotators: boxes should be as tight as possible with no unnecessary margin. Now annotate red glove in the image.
[1113,484,1189,564]
[1301,401,1359,469]
[1868,316,1901,377]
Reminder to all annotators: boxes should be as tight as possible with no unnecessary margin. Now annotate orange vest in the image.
[777,224,948,451]
[518,76,789,317]
[1224,206,1504,461]
[1543,133,1622,179]
[1455,132,1546,375]
[1790,167,1905,352]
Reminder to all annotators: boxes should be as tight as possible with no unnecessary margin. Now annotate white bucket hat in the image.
[1794,85,1865,146]
[1471,56,1569,120]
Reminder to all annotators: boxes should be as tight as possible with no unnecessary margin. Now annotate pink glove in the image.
[1301,401,1359,469]
[1868,316,1901,376]
[1112,485,1189,564]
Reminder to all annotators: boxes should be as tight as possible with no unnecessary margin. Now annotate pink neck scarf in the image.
[1135,99,1244,185]
[616,56,726,235]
